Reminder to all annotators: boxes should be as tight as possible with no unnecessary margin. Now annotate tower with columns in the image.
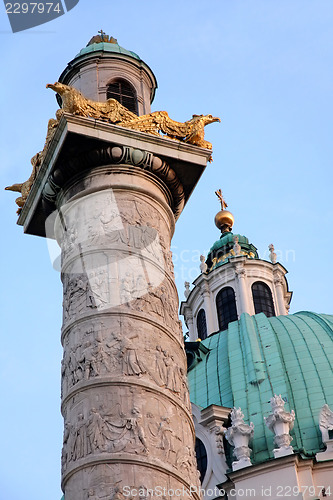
[181,194,292,341]
[12,34,216,500]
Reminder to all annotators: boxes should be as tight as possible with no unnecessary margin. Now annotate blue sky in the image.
[1,1,333,499]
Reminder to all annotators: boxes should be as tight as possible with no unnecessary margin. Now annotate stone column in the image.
[273,274,287,315]
[186,313,196,342]
[200,283,215,335]
[234,263,251,316]
[56,148,200,499]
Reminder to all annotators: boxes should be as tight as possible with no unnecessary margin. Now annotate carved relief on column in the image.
[59,188,178,331]
[61,386,198,489]
[64,463,183,500]
[61,317,192,410]
[57,164,199,500]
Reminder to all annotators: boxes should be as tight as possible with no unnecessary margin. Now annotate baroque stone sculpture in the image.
[265,394,295,458]
[184,281,190,299]
[199,255,208,273]
[232,235,241,256]
[224,407,254,471]
[268,243,277,264]
[316,404,333,461]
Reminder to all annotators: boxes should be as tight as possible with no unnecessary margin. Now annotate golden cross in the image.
[215,189,228,210]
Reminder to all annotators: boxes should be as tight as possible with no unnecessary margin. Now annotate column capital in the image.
[17,114,210,238]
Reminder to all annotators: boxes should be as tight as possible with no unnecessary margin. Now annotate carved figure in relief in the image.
[125,407,149,454]
[93,336,113,375]
[179,367,191,408]
[72,413,90,460]
[87,408,108,452]
[64,274,97,320]
[100,208,122,238]
[85,281,98,309]
[120,272,134,304]
[176,446,195,476]
[81,341,96,380]
[134,274,148,299]
[87,220,101,245]
[65,404,150,462]
[119,332,147,376]
[89,270,108,308]
[69,344,82,385]
[156,416,181,461]
[62,422,72,469]
[159,285,175,321]
[62,218,78,254]
[62,327,122,396]
[165,250,175,276]
[163,352,181,393]
[155,346,167,385]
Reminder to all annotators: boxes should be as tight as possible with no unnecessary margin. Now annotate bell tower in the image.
[9,33,218,500]
[57,32,157,115]
[181,190,292,341]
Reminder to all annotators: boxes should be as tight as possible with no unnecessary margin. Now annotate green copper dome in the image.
[75,42,142,61]
[188,311,333,464]
[206,232,259,271]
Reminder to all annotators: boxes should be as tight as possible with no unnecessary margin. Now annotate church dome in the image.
[75,41,142,61]
[206,231,259,271]
[187,311,333,464]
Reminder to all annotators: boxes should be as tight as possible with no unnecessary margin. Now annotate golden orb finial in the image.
[214,189,234,232]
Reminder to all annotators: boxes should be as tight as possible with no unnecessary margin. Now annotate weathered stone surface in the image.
[56,164,200,499]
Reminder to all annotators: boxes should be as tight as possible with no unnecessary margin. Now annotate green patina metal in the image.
[206,232,259,271]
[76,42,141,61]
[187,311,333,464]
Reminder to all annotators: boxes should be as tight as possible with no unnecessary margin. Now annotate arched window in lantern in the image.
[252,281,275,317]
[216,286,238,331]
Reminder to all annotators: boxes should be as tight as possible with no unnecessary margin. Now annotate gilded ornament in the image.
[214,188,234,232]
[6,81,219,214]
[46,82,220,151]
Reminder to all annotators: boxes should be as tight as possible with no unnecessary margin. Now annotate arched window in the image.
[216,287,238,331]
[197,309,207,340]
[107,79,138,114]
[252,281,275,317]
[195,438,207,482]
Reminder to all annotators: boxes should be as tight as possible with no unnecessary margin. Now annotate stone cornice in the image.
[222,453,313,483]
[17,113,210,237]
